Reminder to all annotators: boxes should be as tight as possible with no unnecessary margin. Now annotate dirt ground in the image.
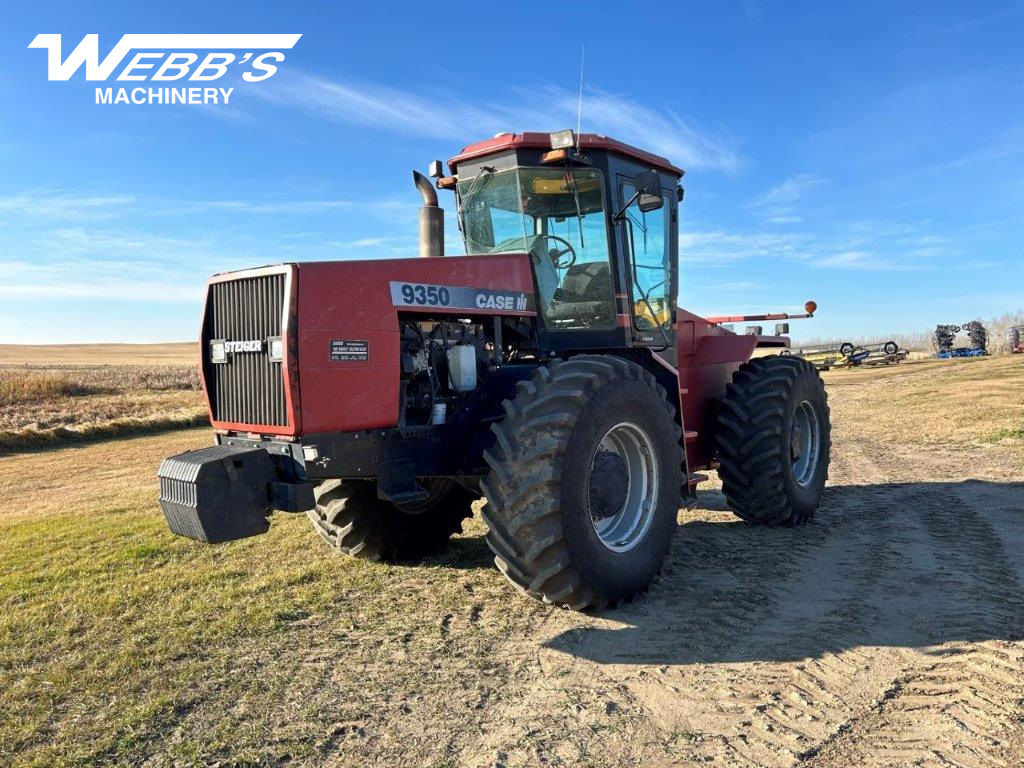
[1,355,1022,767]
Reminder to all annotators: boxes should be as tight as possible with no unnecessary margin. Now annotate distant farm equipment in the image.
[786,340,907,371]
[1008,325,1024,354]
[935,322,990,359]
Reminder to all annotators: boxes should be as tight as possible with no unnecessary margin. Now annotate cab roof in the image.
[448,132,685,177]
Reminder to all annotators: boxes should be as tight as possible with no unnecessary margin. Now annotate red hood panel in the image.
[295,253,535,434]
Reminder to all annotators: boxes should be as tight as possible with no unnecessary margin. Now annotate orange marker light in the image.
[805,300,818,314]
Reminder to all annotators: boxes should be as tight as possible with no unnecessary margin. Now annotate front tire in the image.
[716,356,830,526]
[481,355,684,610]
[308,479,474,561]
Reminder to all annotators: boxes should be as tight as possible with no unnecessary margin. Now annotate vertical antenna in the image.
[575,45,585,148]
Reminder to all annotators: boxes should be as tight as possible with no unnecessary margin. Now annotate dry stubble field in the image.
[0,349,1022,767]
[0,344,203,452]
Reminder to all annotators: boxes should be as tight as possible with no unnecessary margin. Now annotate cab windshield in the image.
[457,167,615,329]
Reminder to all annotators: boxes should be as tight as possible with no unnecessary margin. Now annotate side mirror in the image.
[634,170,663,213]
[613,169,665,221]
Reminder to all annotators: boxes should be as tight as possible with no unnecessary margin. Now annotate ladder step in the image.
[687,472,709,486]
[684,430,699,443]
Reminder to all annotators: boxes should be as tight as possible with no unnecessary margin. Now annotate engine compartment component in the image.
[397,316,534,427]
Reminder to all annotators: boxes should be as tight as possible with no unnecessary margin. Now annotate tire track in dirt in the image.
[682,438,1024,768]
[455,431,1024,768]
[659,435,923,766]
[802,478,1024,768]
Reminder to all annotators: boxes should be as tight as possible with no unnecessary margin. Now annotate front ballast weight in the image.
[158,444,314,543]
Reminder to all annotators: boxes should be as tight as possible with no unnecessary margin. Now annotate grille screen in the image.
[205,273,289,427]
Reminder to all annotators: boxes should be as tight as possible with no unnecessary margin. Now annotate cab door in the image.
[617,174,678,363]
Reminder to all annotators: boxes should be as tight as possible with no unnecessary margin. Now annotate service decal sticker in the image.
[330,339,369,361]
[389,281,534,312]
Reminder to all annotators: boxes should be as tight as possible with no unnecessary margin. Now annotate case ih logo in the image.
[28,34,301,106]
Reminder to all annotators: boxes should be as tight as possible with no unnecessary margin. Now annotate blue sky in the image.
[1,1,1022,343]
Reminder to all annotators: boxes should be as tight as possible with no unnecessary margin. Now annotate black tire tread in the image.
[481,355,684,610]
[715,355,830,526]
[307,479,473,561]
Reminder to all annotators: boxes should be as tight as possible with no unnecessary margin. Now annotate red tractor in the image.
[159,131,830,610]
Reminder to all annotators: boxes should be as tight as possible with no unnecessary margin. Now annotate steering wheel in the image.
[536,234,577,269]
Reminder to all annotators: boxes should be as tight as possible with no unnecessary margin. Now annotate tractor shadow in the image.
[543,479,1024,666]
[426,534,495,570]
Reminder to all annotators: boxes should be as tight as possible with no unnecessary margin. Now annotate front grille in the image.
[205,272,289,427]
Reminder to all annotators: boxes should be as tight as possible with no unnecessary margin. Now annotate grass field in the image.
[0,350,1021,767]
[822,354,1024,447]
[0,430,540,766]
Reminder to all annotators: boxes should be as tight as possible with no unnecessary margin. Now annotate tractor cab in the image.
[442,131,683,360]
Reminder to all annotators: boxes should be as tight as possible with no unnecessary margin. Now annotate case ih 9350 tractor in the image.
[159,130,830,610]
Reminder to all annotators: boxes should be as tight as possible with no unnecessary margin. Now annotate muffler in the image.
[414,170,444,258]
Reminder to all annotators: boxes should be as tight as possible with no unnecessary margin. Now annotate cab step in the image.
[687,472,709,487]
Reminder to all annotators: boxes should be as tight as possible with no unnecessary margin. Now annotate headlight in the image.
[268,336,284,362]
[209,339,227,364]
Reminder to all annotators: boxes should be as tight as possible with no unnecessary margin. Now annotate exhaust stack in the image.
[413,170,444,258]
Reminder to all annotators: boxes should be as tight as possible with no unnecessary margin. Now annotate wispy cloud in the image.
[0,190,418,222]
[0,260,201,303]
[43,227,212,254]
[681,229,811,263]
[740,0,763,19]
[254,72,741,173]
[749,174,824,224]
[814,250,931,271]
[185,199,355,214]
[702,280,762,291]
[0,192,136,220]
[681,214,970,273]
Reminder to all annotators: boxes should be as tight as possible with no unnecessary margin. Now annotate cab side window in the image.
[621,182,672,331]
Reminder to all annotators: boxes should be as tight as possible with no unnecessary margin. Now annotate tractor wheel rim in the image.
[791,400,821,487]
[588,421,659,553]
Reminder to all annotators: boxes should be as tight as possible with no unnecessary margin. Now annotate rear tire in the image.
[308,479,474,561]
[716,356,830,526]
[481,355,684,610]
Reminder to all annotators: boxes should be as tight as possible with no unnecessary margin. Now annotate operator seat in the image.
[545,262,615,324]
